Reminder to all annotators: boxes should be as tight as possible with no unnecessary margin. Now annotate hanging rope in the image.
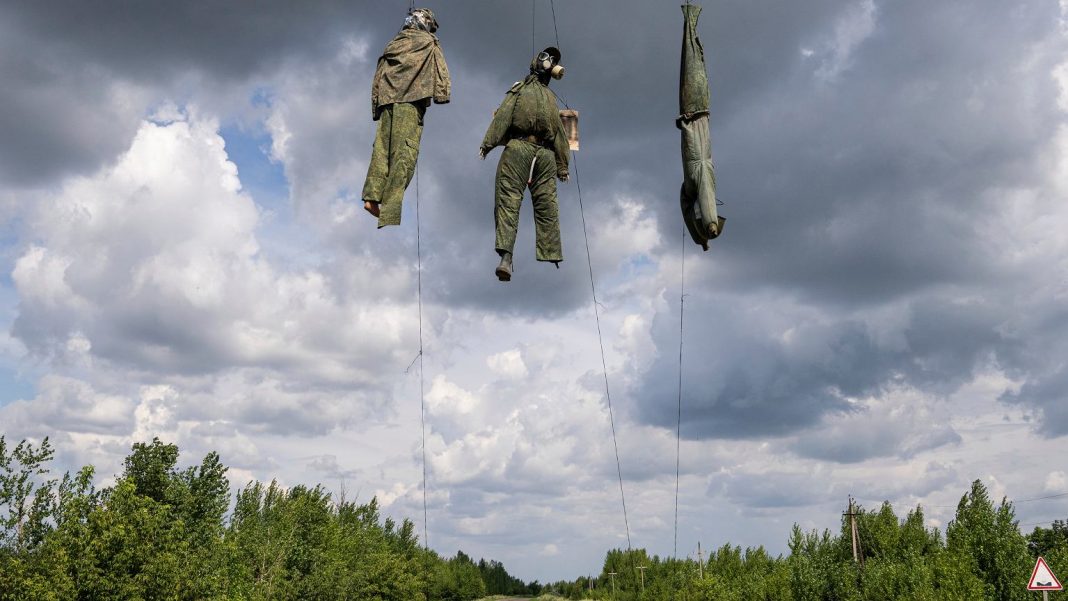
[532,0,536,57]
[550,0,561,50]
[547,0,632,559]
[572,156,634,552]
[674,228,685,559]
[414,165,430,598]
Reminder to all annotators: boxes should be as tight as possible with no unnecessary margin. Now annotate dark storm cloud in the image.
[412,0,856,314]
[0,21,142,186]
[636,292,1021,440]
[0,2,410,185]
[628,0,1068,440]
[703,0,1062,305]
[5,0,1067,438]
[1002,365,1068,438]
[1,2,368,80]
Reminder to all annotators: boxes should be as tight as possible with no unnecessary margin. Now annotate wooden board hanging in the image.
[559,109,579,151]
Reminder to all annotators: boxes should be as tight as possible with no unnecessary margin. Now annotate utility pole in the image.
[844,496,865,567]
[636,565,647,592]
[607,571,618,597]
[697,541,704,579]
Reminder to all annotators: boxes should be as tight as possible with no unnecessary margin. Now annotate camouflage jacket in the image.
[481,75,570,178]
[371,28,451,120]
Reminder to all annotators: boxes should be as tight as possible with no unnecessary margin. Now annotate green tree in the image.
[0,437,58,552]
[946,479,1032,601]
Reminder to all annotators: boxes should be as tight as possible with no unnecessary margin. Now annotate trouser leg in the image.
[679,114,722,246]
[529,148,562,262]
[376,102,425,228]
[361,105,394,205]
[494,142,529,255]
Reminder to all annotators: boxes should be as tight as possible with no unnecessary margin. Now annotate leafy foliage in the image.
[0,436,529,600]
[548,479,1047,601]
[0,438,1058,600]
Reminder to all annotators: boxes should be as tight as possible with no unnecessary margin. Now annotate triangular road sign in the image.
[1028,556,1063,591]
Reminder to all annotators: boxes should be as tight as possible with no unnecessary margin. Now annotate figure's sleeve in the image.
[432,42,451,105]
[550,105,570,178]
[370,55,386,120]
[480,90,518,152]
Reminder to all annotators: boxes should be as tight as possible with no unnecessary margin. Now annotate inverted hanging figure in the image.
[479,47,570,282]
[678,3,724,250]
[362,8,451,228]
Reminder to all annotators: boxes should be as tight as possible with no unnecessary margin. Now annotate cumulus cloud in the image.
[486,349,529,379]
[789,388,961,463]
[13,111,417,390]
[2,0,1068,584]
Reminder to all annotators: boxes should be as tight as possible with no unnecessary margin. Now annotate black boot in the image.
[495,251,513,282]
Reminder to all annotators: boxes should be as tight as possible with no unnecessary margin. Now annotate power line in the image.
[1016,491,1068,503]
[1020,518,1065,529]
[854,490,1068,510]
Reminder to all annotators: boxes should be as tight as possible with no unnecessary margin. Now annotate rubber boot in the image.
[495,251,513,282]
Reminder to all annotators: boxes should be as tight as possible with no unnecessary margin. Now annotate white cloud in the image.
[590,196,660,273]
[486,349,528,379]
[262,44,376,229]
[427,375,481,416]
[2,1,1068,585]
[1045,471,1068,493]
[815,0,877,81]
[12,109,418,387]
[790,387,962,463]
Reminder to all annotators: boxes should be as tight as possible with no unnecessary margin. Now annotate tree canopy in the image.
[1,436,1062,600]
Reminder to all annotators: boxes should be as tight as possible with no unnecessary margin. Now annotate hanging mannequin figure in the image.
[479,47,570,282]
[678,3,724,250]
[362,8,451,227]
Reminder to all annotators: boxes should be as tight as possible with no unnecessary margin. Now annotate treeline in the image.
[544,480,1067,600]
[4,436,1066,600]
[0,437,536,600]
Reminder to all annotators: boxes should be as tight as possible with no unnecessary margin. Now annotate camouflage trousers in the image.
[362,102,425,228]
[494,139,562,262]
[679,113,724,247]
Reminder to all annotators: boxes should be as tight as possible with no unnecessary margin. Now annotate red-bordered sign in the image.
[1028,556,1063,591]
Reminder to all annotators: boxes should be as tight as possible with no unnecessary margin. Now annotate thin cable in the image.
[550,0,560,50]
[1016,491,1068,503]
[1020,519,1065,529]
[674,227,685,559]
[415,165,430,598]
[573,153,633,552]
[532,0,536,57]
[551,0,632,563]
[855,490,1068,509]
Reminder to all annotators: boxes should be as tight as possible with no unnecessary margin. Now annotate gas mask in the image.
[532,47,565,80]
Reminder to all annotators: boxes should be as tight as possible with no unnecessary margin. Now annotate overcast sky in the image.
[2,0,1068,583]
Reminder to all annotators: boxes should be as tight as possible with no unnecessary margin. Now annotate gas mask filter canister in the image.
[536,50,565,80]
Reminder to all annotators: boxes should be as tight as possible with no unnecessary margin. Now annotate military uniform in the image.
[481,74,570,263]
[678,4,724,250]
[362,15,450,228]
